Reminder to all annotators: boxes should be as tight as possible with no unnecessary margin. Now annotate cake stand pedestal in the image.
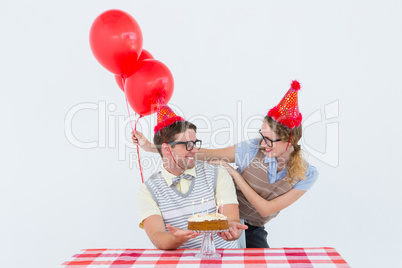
[195,230,228,259]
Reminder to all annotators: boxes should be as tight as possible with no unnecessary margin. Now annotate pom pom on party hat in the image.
[267,80,302,129]
[154,102,185,133]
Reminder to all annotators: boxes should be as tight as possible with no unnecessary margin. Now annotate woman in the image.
[132,80,318,248]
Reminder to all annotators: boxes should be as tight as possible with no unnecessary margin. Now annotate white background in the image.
[1,1,401,267]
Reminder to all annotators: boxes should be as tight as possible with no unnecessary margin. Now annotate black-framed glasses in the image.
[167,140,202,151]
[259,129,281,147]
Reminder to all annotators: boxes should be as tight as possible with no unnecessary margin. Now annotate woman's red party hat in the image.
[267,80,302,129]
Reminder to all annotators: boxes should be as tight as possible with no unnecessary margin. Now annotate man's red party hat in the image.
[267,80,302,129]
[154,102,185,133]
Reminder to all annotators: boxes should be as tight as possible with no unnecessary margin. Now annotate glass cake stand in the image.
[194,229,229,259]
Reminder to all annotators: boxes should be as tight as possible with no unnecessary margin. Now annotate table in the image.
[62,247,350,267]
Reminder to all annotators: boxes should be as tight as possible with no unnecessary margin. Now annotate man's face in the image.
[166,129,199,170]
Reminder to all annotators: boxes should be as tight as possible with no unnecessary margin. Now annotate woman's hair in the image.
[264,116,308,185]
[153,121,197,157]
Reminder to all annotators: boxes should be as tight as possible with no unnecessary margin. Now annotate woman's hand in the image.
[207,159,241,178]
[131,130,157,153]
[219,161,240,177]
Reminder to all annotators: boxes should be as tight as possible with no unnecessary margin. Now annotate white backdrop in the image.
[1,1,401,267]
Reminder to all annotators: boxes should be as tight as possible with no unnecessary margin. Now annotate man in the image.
[135,103,246,249]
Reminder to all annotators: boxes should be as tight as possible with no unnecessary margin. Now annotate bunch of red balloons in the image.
[89,9,174,116]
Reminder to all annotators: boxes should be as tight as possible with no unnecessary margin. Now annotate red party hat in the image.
[154,102,185,133]
[267,80,302,129]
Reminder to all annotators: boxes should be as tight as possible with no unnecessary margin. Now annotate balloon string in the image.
[122,76,144,183]
[279,129,292,156]
[122,77,134,132]
[135,115,144,183]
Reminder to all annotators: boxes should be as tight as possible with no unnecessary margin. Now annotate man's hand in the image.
[217,221,248,241]
[166,224,199,243]
[144,216,199,250]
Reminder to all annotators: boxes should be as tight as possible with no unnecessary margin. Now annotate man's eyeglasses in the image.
[259,129,281,147]
[167,140,202,151]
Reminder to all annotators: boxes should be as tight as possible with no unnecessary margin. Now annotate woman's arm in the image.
[132,130,237,162]
[196,146,236,163]
[222,163,306,218]
[132,130,158,153]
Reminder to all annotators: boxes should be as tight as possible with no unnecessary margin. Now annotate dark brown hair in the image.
[153,121,197,157]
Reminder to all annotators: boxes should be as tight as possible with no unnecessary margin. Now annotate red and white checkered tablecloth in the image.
[61,247,350,268]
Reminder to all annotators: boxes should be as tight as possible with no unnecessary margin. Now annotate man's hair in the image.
[153,121,197,157]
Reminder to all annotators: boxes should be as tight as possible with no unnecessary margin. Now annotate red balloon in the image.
[125,60,174,116]
[89,9,143,77]
[138,49,154,61]
[114,75,125,92]
[114,49,154,92]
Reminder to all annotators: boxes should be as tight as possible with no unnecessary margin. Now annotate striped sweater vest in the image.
[236,150,298,227]
[145,161,239,249]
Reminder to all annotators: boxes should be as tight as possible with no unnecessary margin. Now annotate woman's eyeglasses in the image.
[258,129,281,147]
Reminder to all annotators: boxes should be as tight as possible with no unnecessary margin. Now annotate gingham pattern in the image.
[61,247,350,268]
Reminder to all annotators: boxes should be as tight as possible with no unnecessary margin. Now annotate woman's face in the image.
[259,122,289,158]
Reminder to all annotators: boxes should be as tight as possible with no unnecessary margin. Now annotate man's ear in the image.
[161,143,169,156]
